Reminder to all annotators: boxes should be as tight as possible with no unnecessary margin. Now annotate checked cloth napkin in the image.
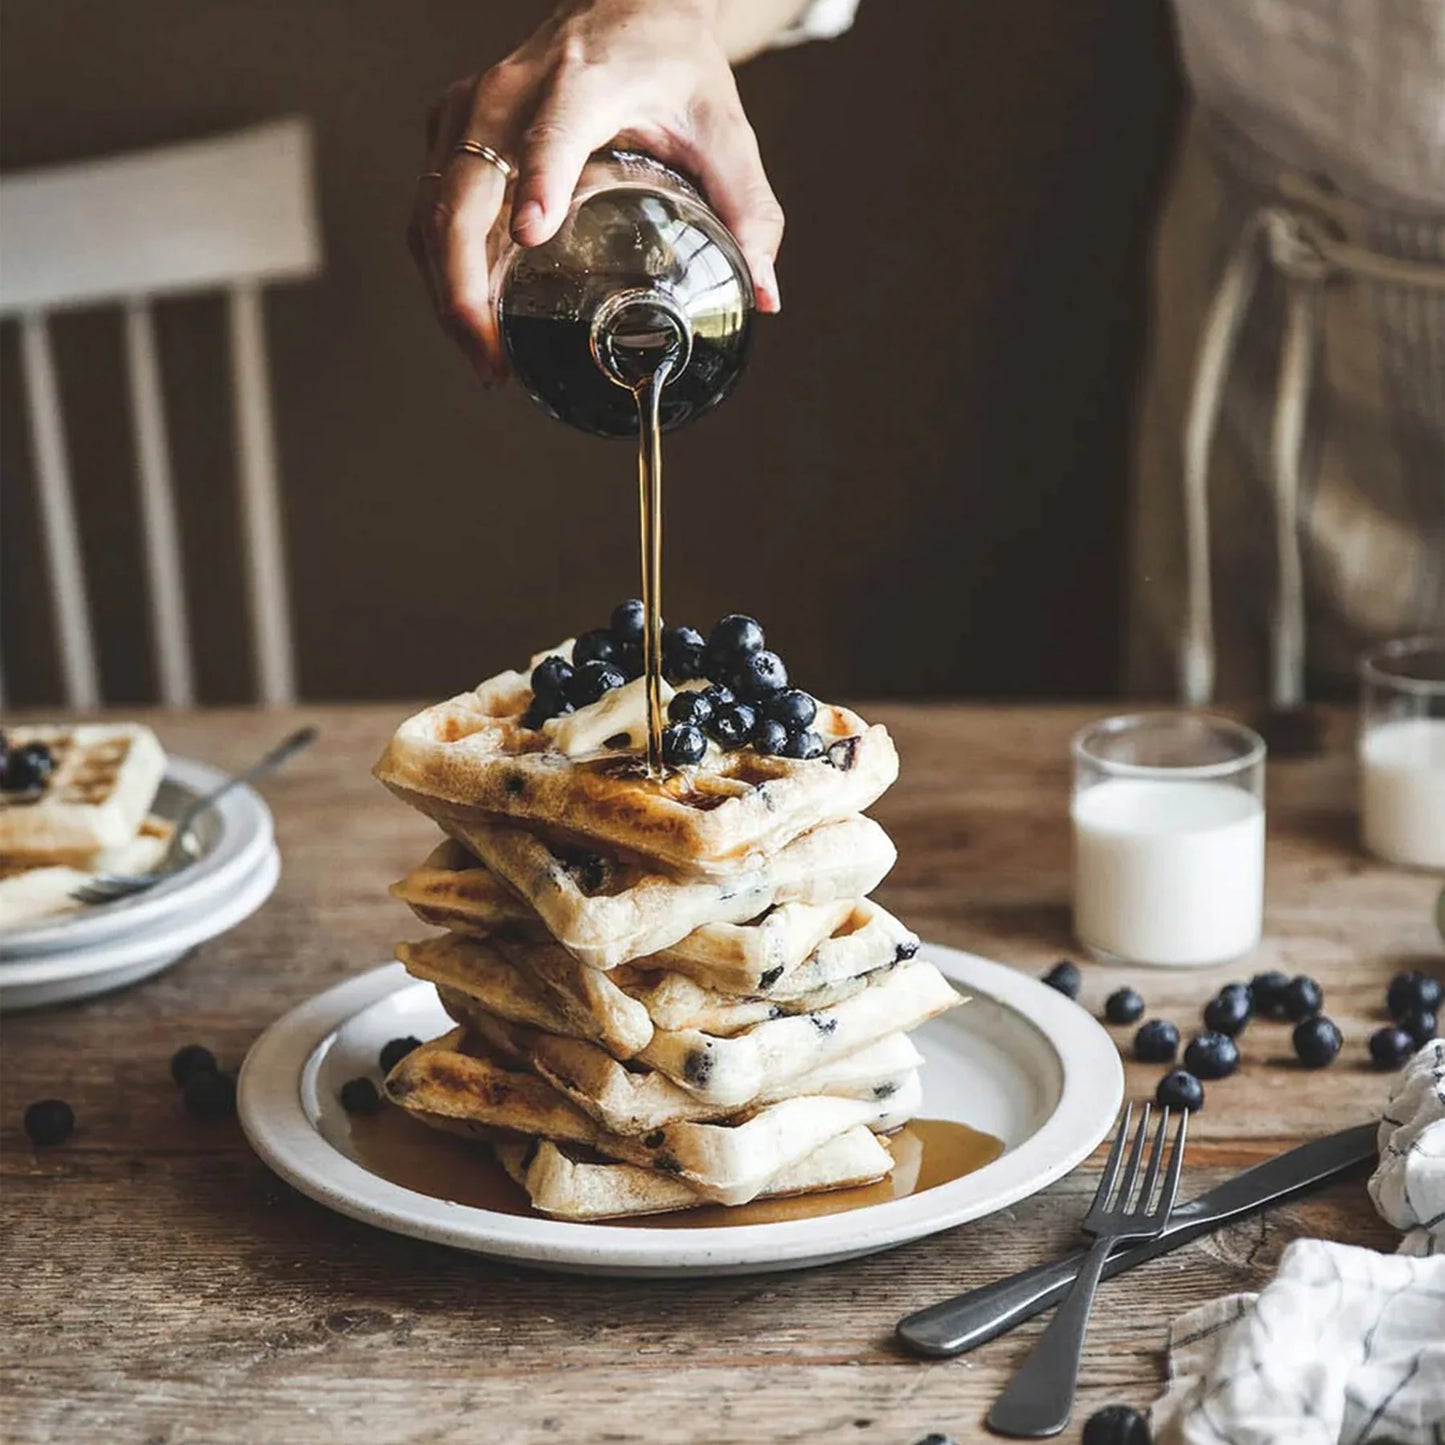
[1152,1040,1445,1444]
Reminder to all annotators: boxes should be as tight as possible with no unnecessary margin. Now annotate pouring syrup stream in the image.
[635,356,673,777]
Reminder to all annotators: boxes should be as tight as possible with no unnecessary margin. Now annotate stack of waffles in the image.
[0,725,169,927]
[374,647,962,1221]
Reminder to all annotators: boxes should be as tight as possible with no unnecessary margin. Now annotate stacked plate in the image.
[0,756,279,1010]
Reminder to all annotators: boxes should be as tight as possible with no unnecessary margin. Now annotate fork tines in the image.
[1087,1102,1189,1227]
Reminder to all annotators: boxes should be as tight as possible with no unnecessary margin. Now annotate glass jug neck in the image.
[588,288,693,390]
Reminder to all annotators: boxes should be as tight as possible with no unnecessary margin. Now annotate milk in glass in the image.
[1360,718,1445,869]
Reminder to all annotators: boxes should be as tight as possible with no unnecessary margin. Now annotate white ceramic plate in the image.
[0,755,274,959]
[239,946,1123,1277]
[0,845,281,1010]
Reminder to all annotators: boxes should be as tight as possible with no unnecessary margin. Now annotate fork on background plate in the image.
[987,1102,1188,1439]
[70,726,317,906]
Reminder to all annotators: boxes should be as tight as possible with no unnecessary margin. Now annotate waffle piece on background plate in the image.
[386,1027,920,1206]
[0,724,165,866]
[415,813,897,971]
[0,816,172,927]
[373,643,899,878]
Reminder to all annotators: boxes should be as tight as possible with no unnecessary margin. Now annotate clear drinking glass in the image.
[1071,713,1267,967]
[1359,636,1445,870]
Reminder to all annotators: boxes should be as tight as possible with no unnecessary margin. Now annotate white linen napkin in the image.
[1151,1040,1445,1445]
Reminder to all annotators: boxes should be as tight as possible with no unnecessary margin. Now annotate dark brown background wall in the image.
[0,1,1180,706]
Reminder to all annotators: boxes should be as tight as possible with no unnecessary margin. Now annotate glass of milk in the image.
[1360,637,1445,870]
[1072,713,1267,967]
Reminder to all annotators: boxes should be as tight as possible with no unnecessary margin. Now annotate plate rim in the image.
[239,947,1123,1273]
[0,755,274,958]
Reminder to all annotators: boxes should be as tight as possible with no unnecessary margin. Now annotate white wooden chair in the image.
[0,117,322,708]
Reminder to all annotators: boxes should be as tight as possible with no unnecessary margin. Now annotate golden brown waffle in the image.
[373,654,899,876]
[0,725,165,865]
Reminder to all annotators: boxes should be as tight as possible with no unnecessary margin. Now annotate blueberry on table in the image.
[1293,1015,1342,1068]
[1104,987,1145,1024]
[2,741,54,793]
[530,655,573,702]
[379,1036,422,1074]
[610,598,647,644]
[23,1098,74,1147]
[780,728,824,760]
[1184,1031,1240,1079]
[733,648,788,700]
[1398,1007,1438,1048]
[708,704,757,751]
[1156,1069,1204,1112]
[573,628,621,667]
[1281,975,1324,1021]
[706,614,764,664]
[1042,960,1081,1000]
[752,718,790,756]
[1387,970,1443,1021]
[1204,987,1252,1036]
[1250,970,1292,1019]
[668,691,714,727]
[339,1078,382,1116]
[183,1070,237,1120]
[1134,1019,1180,1063]
[660,722,707,768]
[169,1043,217,1087]
[662,626,706,682]
[1369,1025,1415,1070]
[566,660,627,708]
[1082,1404,1152,1445]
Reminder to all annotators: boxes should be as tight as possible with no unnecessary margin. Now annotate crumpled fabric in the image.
[1152,1041,1445,1444]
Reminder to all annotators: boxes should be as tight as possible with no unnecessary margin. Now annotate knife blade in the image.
[896,1121,1377,1358]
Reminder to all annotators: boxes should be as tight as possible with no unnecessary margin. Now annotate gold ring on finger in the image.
[450,141,516,181]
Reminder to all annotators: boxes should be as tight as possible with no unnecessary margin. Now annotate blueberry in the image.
[170,1043,217,1087]
[618,642,644,680]
[2,742,53,793]
[1369,1025,1414,1069]
[1399,1007,1438,1048]
[573,628,621,667]
[523,694,572,730]
[339,1077,382,1115]
[668,691,713,728]
[610,599,647,645]
[0,730,8,777]
[1204,987,1252,1037]
[1293,1015,1342,1068]
[530,655,573,701]
[1184,1031,1239,1079]
[566,660,627,708]
[1281,975,1324,1021]
[1104,987,1144,1024]
[701,682,736,712]
[780,728,824,760]
[762,688,817,730]
[1134,1019,1180,1063]
[661,722,707,768]
[1156,1069,1204,1112]
[1387,971,1443,1021]
[379,1036,422,1073]
[1082,1405,1152,1445]
[709,704,757,751]
[183,1069,237,1119]
[732,649,788,700]
[662,626,706,682]
[23,1099,74,1147]
[1042,960,1081,1000]
[706,614,764,665]
[752,719,790,756]
[1250,970,1292,1019]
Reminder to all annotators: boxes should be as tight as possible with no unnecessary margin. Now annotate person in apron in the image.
[411,0,1445,706]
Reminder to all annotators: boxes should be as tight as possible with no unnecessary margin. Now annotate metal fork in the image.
[70,726,317,905]
[987,1102,1188,1439]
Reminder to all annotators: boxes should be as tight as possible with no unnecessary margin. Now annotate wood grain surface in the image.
[2,704,1437,1445]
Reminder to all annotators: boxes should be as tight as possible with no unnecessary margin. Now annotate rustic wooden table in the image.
[3,704,1438,1445]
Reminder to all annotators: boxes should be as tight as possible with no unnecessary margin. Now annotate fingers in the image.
[510,76,622,247]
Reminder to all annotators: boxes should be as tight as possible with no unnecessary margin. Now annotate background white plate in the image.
[0,755,274,959]
[0,845,280,1010]
[240,946,1123,1277]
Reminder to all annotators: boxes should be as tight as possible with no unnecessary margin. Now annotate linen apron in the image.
[1127,3,1445,703]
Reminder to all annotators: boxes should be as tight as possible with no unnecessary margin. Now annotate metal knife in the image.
[896,1121,1377,1358]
